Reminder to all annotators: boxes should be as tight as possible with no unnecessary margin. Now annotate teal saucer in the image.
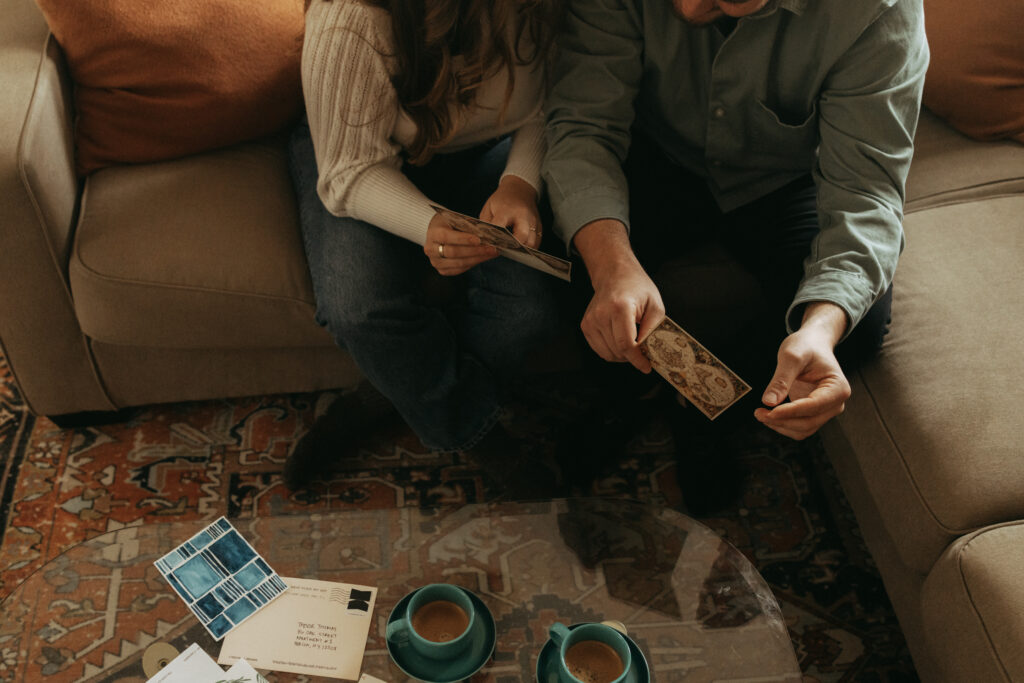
[386,587,496,683]
[535,624,649,683]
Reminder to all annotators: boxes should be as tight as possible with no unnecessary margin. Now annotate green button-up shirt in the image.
[543,0,929,333]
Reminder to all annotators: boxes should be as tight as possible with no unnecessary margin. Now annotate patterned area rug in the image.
[0,351,920,681]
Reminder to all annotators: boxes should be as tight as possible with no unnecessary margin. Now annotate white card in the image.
[146,644,268,683]
[219,577,377,681]
[145,643,224,683]
[222,659,270,682]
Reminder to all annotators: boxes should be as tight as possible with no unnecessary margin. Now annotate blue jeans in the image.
[288,121,558,450]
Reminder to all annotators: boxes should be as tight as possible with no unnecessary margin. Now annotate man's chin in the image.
[669,0,725,24]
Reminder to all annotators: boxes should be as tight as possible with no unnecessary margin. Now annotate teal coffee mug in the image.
[549,622,632,683]
[386,583,477,661]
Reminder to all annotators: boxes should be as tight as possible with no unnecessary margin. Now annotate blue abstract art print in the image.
[155,517,288,640]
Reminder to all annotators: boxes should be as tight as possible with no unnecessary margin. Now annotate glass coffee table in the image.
[0,499,800,682]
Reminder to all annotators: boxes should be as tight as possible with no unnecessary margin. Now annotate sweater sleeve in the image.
[501,109,546,193]
[302,1,436,245]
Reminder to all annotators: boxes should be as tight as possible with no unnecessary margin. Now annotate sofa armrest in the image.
[0,0,113,415]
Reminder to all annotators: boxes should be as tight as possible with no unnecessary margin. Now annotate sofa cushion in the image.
[826,194,1024,573]
[922,0,1024,144]
[89,342,360,409]
[922,522,1024,680]
[33,0,304,176]
[905,109,1024,213]
[68,137,335,350]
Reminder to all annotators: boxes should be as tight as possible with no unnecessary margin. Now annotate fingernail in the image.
[764,391,778,404]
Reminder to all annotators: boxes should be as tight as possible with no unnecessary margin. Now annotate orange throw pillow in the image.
[923,0,1024,143]
[34,0,306,176]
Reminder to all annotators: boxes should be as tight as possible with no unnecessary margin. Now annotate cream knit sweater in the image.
[302,0,547,246]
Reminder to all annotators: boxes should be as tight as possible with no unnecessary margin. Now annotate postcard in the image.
[219,577,378,681]
[154,517,288,640]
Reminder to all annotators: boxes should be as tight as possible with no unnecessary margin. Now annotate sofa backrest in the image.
[906,108,1024,214]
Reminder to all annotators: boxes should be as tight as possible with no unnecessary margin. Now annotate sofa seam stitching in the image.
[858,367,968,536]
[955,535,1014,681]
[70,251,317,309]
[907,183,1024,212]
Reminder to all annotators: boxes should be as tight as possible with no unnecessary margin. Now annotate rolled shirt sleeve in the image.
[791,0,929,336]
[543,0,644,252]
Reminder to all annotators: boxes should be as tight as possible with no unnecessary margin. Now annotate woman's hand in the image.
[425,214,499,276]
[480,175,543,249]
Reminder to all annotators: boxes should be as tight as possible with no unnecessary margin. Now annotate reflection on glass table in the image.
[0,499,801,682]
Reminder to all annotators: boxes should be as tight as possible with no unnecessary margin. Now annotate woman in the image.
[285,0,565,490]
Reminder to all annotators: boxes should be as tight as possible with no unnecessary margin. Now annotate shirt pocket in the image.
[746,100,819,171]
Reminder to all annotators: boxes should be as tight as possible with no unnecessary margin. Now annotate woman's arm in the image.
[302,0,437,245]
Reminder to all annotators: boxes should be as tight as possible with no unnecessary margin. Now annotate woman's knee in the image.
[482,262,560,326]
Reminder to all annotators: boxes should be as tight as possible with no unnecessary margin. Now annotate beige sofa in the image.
[820,111,1024,679]
[1,0,361,419]
[3,0,1024,678]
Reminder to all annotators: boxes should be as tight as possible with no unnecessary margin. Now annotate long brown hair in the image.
[307,0,564,164]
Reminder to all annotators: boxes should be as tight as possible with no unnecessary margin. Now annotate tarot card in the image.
[431,205,523,250]
[155,517,288,640]
[638,316,751,419]
[430,205,572,281]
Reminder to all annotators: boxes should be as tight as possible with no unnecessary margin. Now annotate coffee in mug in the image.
[548,622,632,683]
[387,584,479,662]
[411,599,470,643]
[564,639,625,683]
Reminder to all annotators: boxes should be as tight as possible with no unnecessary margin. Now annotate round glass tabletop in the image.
[0,499,800,682]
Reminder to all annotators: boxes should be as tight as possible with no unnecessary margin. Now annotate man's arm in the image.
[787,0,929,337]
[757,1,928,440]
[544,0,661,368]
[543,0,644,250]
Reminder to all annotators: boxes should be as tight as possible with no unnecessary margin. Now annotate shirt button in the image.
[713,106,726,119]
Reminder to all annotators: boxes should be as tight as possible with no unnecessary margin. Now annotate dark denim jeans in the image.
[288,121,559,450]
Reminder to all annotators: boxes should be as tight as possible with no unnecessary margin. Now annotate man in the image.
[543,0,928,501]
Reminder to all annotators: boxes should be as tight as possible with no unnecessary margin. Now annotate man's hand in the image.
[754,302,851,440]
[574,219,665,373]
[480,175,543,249]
